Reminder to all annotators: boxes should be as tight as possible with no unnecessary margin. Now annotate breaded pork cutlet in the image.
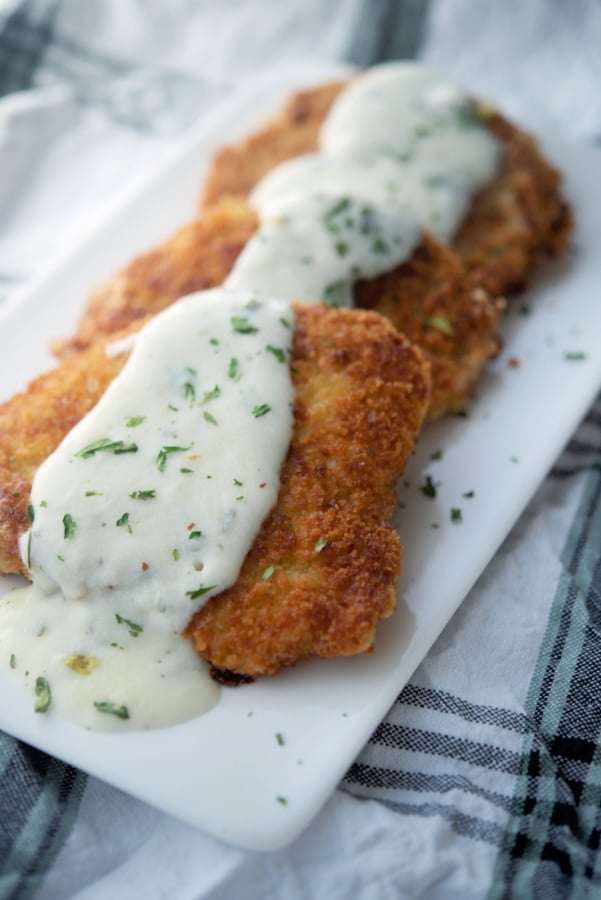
[53,196,500,421]
[201,81,571,297]
[187,303,431,677]
[0,304,430,679]
[54,196,257,359]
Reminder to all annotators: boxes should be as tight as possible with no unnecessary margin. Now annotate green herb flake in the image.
[9,654,16,670]
[40,500,47,507]
[203,411,218,426]
[430,449,444,461]
[463,490,475,499]
[63,513,77,539]
[233,478,243,487]
[275,732,285,746]
[228,357,240,380]
[34,676,51,714]
[231,316,258,334]
[372,237,390,255]
[201,385,221,405]
[209,337,219,346]
[85,491,103,497]
[172,548,180,561]
[315,536,329,553]
[266,345,286,363]
[426,315,454,336]
[280,317,291,329]
[157,445,191,472]
[183,382,196,403]
[252,404,271,418]
[186,584,217,600]
[262,565,275,580]
[188,531,202,540]
[26,504,35,523]
[115,613,143,637]
[420,476,437,499]
[564,352,587,361]
[115,512,130,530]
[126,416,146,427]
[94,701,129,720]
[129,490,156,501]
[451,508,463,523]
[75,438,138,458]
[276,796,288,806]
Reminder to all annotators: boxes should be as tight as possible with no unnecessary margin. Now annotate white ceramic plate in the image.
[1,61,601,852]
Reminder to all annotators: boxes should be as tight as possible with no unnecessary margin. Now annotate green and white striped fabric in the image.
[1,1,601,897]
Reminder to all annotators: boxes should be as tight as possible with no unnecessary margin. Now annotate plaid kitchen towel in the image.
[1,1,601,897]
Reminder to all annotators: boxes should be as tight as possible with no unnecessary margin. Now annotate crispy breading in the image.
[51,194,500,419]
[186,303,431,677]
[201,82,346,209]
[453,108,572,296]
[54,196,258,358]
[355,234,503,419]
[0,304,430,677]
[200,81,572,296]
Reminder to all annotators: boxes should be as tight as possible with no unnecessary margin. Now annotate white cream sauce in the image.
[226,194,421,306]
[0,64,501,732]
[1,288,294,730]
[248,63,500,245]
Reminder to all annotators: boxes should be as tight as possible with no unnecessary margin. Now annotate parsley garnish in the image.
[94,701,129,720]
[451,508,463,523]
[126,416,146,427]
[275,732,285,746]
[426,315,454,336]
[115,613,143,637]
[75,438,138,458]
[183,382,196,403]
[34,676,51,714]
[231,317,258,334]
[189,531,202,539]
[186,584,217,600]
[266,345,286,363]
[26,504,34,523]
[420,476,437,499]
[203,411,218,426]
[228,357,240,379]
[315,536,329,553]
[262,566,275,580]
[157,445,190,472]
[129,490,156,501]
[115,512,131,532]
[10,654,16,670]
[252,404,271,418]
[63,513,77,539]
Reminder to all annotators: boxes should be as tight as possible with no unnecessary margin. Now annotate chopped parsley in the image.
[75,438,138,458]
[275,732,285,746]
[426,315,454,336]
[420,475,437,499]
[115,512,131,531]
[9,654,16,670]
[564,352,587,361]
[64,654,99,675]
[201,385,221,404]
[93,701,129,720]
[266,345,286,363]
[252,404,271,418]
[63,513,77,539]
[186,584,216,600]
[189,531,202,540]
[231,316,258,334]
[183,382,196,403]
[451,508,463,523]
[203,411,218,426]
[126,416,146,427]
[157,445,190,472]
[315,536,329,553]
[228,357,240,380]
[129,490,156,501]
[172,548,180,561]
[262,566,275,580]
[26,504,35,523]
[34,676,51,714]
[115,613,143,637]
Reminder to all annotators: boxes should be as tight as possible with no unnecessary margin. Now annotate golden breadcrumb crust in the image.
[186,303,431,676]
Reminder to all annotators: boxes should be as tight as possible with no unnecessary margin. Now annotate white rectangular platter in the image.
[1,61,601,851]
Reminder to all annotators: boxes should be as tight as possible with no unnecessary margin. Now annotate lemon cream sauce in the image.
[1,288,294,730]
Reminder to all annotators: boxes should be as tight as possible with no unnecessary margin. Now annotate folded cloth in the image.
[1,1,601,898]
